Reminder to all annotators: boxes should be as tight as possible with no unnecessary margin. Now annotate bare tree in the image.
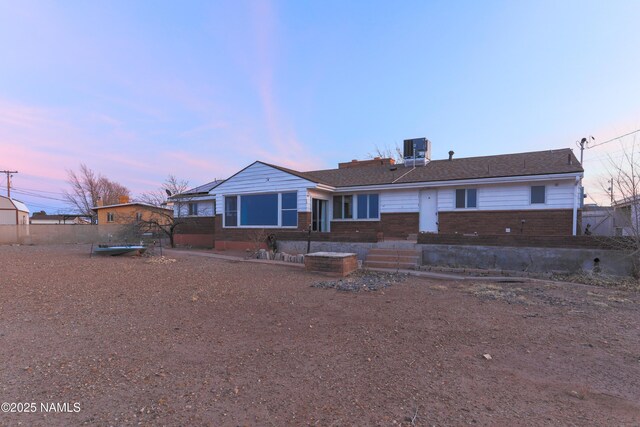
[136,175,191,248]
[139,174,190,207]
[63,164,130,219]
[131,207,180,248]
[368,143,404,164]
[597,140,640,277]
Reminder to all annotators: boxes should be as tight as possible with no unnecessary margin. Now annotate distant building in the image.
[611,197,640,237]
[91,196,173,225]
[30,211,91,225]
[0,195,29,225]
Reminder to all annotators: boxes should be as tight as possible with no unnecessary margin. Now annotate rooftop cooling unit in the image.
[403,137,431,167]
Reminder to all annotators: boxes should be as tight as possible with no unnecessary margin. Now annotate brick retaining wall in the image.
[417,233,631,249]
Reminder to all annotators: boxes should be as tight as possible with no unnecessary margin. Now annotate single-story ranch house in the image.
[173,144,584,250]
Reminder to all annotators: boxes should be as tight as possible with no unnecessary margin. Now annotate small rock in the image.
[482,353,492,360]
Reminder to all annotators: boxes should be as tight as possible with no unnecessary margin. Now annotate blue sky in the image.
[1,0,639,212]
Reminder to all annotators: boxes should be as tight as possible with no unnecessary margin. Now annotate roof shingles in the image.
[300,149,583,188]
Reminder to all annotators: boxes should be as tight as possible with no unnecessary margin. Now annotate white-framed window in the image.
[107,212,114,222]
[281,192,298,226]
[333,194,380,220]
[531,185,546,204]
[188,202,198,216]
[224,192,297,227]
[135,212,142,221]
[356,194,379,219]
[333,195,353,219]
[455,188,477,209]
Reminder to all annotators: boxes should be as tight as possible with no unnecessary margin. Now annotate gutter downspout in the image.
[572,176,580,236]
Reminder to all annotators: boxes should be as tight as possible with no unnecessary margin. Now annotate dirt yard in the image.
[1,245,639,426]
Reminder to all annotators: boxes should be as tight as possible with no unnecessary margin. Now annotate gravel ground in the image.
[312,270,407,292]
[0,244,639,426]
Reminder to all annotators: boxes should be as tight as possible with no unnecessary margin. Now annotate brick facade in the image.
[214,212,312,250]
[438,209,577,236]
[175,217,216,234]
[329,213,419,239]
[174,234,215,248]
[173,217,216,248]
[381,213,419,238]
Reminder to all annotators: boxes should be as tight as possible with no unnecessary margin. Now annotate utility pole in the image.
[609,177,614,206]
[579,138,586,165]
[0,170,18,198]
[578,136,595,164]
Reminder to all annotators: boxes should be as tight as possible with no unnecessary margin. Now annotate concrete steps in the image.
[364,248,421,270]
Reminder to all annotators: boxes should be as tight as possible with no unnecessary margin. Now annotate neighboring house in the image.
[171,179,223,217]
[169,179,223,247]
[30,211,90,225]
[206,144,583,250]
[610,197,640,237]
[581,204,614,236]
[91,196,173,225]
[0,195,30,225]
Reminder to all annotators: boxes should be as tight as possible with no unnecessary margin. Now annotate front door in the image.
[419,189,438,232]
[312,198,328,232]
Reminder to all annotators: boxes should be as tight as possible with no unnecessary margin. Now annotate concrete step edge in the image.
[367,250,421,256]
[364,261,418,268]
[366,255,419,261]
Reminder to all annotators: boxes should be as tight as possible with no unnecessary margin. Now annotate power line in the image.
[0,183,67,196]
[25,202,66,212]
[587,129,640,149]
[8,189,67,202]
[0,170,18,198]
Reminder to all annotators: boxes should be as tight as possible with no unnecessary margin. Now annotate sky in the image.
[1,0,639,213]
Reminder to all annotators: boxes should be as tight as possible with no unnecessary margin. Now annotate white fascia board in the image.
[333,172,584,193]
[315,183,336,192]
[171,194,216,201]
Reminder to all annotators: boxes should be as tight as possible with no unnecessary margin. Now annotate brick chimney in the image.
[96,198,104,207]
[118,195,130,204]
[338,157,395,169]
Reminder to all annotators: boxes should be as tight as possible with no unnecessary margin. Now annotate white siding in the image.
[380,189,420,213]
[0,197,13,209]
[214,162,315,214]
[437,179,576,211]
[0,210,16,225]
[174,200,215,217]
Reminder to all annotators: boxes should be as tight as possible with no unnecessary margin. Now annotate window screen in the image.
[281,192,297,226]
[467,189,477,208]
[456,189,477,208]
[455,189,466,208]
[225,196,238,226]
[531,186,545,204]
